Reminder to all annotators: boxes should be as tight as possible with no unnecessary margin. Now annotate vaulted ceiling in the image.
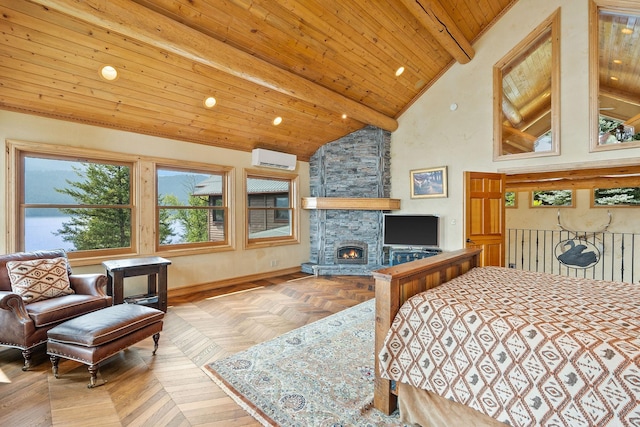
[1,0,516,160]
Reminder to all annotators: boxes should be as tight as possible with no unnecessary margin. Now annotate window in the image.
[505,191,517,208]
[274,196,290,221]
[494,10,560,159]
[591,3,640,152]
[157,167,230,248]
[18,153,133,256]
[593,187,640,206]
[531,189,573,207]
[8,140,234,261]
[245,170,298,247]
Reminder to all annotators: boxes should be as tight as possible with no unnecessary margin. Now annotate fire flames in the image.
[341,249,361,259]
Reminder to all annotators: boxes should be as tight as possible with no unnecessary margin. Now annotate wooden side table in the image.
[102,257,171,312]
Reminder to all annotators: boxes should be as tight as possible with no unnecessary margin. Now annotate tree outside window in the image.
[22,156,135,253]
[12,141,232,259]
[593,187,640,206]
[157,168,228,248]
[532,190,573,207]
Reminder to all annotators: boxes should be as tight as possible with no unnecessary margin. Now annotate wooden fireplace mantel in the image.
[301,197,401,210]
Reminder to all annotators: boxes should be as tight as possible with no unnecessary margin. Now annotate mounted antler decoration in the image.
[556,209,612,239]
[554,210,612,269]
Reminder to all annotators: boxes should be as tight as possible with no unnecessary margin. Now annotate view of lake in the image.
[25,216,184,252]
[25,216,74,252]
[21,160,205,252]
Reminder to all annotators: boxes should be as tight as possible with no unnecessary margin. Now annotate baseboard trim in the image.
[167,266,303,299]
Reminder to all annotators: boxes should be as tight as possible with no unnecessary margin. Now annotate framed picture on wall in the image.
[410,166,448,199]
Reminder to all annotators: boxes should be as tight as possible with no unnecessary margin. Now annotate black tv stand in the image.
[388,247,442,266]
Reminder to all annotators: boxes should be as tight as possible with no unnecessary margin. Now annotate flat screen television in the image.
[383,214,439,248]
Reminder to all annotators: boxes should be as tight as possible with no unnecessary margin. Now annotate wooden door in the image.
[464,171,505,266]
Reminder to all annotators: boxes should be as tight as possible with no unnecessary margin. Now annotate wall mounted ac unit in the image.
[251,148,297,171]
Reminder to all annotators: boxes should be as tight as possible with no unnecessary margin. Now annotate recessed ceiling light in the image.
[611,76,619,81]
[100,65,118,81]
[622,28,634,35]
[273,116,283,126]
[203,96,217,108]
[613,59,622,64]
[395,66,405,77]
[341,113,347,119]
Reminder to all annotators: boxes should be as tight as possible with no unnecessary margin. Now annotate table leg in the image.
[112,271,125,305]
[147,273,157,296]
[158,265,168,312]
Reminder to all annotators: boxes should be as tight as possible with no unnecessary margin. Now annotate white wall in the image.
[0,110,310,291]
[391,0,640,250]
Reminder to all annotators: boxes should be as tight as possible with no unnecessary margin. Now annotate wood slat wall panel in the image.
[0,0,516,158]
[0,1,355,157]
[505,164,640,191]
[239,0,415,106]
[134,0,410,113]
[1,3,359,129]
[0,51,354,152]
[331,1,441,109]
[231,0,411,112]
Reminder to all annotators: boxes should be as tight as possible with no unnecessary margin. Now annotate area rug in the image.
[203,299,407,426]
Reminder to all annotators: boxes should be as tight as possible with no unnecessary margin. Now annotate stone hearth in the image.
[302,126,391,276]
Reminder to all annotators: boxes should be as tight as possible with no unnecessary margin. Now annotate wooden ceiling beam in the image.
[399,0,475,64]
[29,0,398,132]
[600,85,640,107]
[506,164,640,191]
[501,126,536,153]
[501,94,523,126]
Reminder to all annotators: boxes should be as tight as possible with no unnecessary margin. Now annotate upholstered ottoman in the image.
[47,304,164,388]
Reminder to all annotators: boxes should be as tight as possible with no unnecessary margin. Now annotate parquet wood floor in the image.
[0,272,375,426]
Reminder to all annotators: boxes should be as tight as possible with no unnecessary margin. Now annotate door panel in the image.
[464,171,505,267]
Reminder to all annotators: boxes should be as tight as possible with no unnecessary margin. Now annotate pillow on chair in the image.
[7,257,75,303]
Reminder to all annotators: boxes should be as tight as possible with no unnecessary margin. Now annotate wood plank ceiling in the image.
[0,0,516,161]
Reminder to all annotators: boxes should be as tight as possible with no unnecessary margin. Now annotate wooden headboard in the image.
[372,247,482,414]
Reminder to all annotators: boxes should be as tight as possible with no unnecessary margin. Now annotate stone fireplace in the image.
[301,126,392,275]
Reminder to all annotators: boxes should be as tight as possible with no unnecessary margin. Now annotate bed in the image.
[372,248,640,426]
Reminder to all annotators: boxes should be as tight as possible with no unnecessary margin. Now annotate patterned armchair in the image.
[0,249,112,370]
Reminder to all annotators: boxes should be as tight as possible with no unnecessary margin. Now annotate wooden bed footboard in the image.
[372,247,482,415]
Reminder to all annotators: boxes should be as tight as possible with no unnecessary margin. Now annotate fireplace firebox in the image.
[335,241,368,264]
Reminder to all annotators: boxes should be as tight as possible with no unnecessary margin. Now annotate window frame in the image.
[155,164,233,251]
[530,189,575,207]
[244,168,299,249]
[591,186,640,207]
[493,9,561,160]
[7,140,235,265]
[589,0,640,153]
[7,140,138,262]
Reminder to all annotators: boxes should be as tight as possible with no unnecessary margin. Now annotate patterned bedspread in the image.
[379,267,640,426]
